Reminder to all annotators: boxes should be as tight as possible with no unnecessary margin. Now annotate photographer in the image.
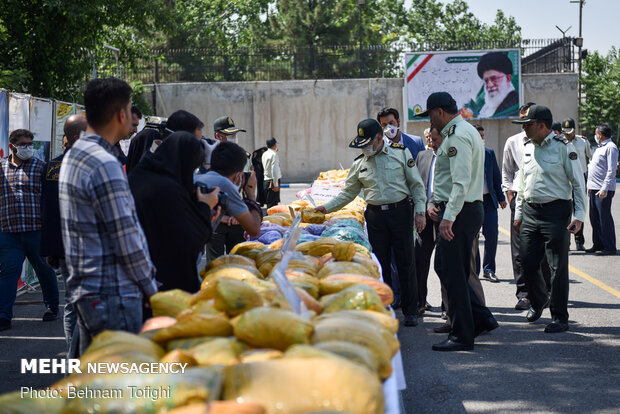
[195,142,262,260]
[129,131,221,293]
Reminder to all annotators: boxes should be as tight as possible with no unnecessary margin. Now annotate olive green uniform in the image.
[324,142,426,316]
[515,132,586,323]
[433,115,496,345]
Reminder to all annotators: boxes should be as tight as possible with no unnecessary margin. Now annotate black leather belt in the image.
[367,197,411,211]
[526,199,570,209]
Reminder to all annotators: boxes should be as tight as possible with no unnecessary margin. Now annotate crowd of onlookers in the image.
[0,78,282,357]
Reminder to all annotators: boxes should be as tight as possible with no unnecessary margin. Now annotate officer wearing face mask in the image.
[315,119,427,327]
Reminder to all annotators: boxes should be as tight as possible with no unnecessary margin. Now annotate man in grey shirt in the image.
[586,124,618,255]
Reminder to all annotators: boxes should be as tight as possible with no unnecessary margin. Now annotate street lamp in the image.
[358,0,365,78]
[570,0,585,114]
[103,43,121,78]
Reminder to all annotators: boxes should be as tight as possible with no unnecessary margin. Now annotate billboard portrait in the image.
[406,49,521,121]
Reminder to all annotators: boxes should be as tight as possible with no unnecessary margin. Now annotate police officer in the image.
[315,119,426,326]
[513,105,586,333]
[420,92,498,351]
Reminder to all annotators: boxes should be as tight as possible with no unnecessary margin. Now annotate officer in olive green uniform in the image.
[513,105,586,333]
[316,119,427,326]
[419,92,498,351]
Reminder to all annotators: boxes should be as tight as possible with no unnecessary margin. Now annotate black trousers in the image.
[206,222,246,261]
[572,174,587,245]
[435,201,494,345]
[519,200,571,323]
[414,213,437,307]
[589,190,616,252]
[510,195,551,298]
[365,201,418,316]
[264,179,281,208]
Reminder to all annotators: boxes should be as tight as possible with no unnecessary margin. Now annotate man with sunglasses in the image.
[513,105,586,333]
[0,129,60,331]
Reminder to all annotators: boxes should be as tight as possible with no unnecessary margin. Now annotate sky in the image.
[407,0,618,55]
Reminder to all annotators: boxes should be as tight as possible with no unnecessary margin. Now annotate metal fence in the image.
[96,38,576,84]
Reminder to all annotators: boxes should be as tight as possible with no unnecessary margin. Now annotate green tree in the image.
[406,0,521,45]
[581,48,620,139]
[0,0,166,99]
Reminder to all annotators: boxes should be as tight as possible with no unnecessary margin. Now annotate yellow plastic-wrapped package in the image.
[150,289,192,317]
[232,307,313,351]
[214,277,264,317]
[314,309,399,334]
[153,312,232,343]
[204,254,256,272]
[316,261,379,280]
[222,358,384,414]
[319,274,394,305]
[321,284,388,314]
[188,337,241,366]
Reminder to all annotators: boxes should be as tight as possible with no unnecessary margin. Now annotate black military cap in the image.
[561,118,575,135]
[416,92,457,117]
[512,104,553,124]
[477,52,513,78]
[349,119,382,148]
[213,116,246,134]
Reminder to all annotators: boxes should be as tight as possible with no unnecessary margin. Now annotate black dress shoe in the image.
[515,298,530,310]
[576,243,585,251]
[596,250,617,256]
[404,314,418,327]
[526,299,549,323]
[585,246,602,253]
[424,301,433,311]
[42,306,59,322]
[391,299,401,309]
[544,322,569,333]
[433,323,451,333]
[475,319,499,337]
[441,310,448,320]
[483,272,500,283]
[432,339,473,352]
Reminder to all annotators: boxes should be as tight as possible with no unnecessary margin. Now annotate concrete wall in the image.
[147,73,578,182]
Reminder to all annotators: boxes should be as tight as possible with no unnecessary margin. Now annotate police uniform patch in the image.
[407,158,415,167]
[45,161,61,181]
[447,147,457,157]
[358,127,364,137]
[569,152,578,160]
[448,125,456,136]
[390,143,405,149]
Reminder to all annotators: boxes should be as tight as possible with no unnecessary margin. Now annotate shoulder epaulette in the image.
[246,151,251,158]
[553,135,568,145]
[448,125,456,136]
[354,153,364,161]
[390,143,405,149]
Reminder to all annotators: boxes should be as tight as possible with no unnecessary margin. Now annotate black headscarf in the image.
[126,129,162,174]
[129,131,211,293]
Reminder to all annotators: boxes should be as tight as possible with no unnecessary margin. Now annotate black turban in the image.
[477,52,513,78]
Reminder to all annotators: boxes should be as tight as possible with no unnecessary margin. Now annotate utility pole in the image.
[570,1,585,112]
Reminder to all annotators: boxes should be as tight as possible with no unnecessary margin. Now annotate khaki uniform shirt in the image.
[566,134,593,175]
[323,142,426,214]
[515,132,587,221]
[433,115,485,222]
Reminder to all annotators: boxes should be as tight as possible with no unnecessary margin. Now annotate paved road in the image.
[1,185,619,414]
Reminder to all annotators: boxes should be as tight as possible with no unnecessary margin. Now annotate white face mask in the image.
[384,124,399,140]
[14,145,34,160]
[362,144,377,157]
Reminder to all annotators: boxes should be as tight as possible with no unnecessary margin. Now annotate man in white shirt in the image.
[561,118,593,251]
[585,124,618,255]
[262,137,282,208]
[501,102,550,311]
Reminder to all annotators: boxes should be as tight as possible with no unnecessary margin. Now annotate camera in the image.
[144,117,174,139]
[195,183,228,207]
